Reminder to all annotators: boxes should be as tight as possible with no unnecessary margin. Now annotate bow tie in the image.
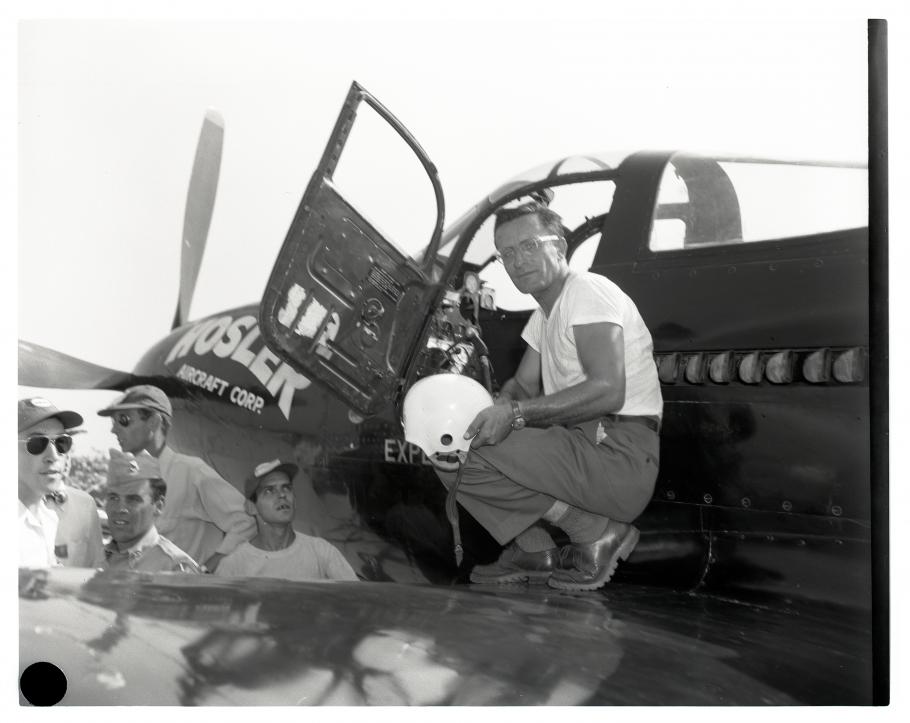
[45,491,67,506]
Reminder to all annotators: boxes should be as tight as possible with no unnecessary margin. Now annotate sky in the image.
[4,1,909,717]
[10,8,883,453]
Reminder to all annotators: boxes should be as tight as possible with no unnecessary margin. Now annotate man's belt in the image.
[602,414,661,434]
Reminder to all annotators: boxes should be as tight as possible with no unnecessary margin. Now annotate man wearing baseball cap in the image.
[18,396,103,568]
[98,385,255,573]
[215,458,358,581]
[103,449,200,573]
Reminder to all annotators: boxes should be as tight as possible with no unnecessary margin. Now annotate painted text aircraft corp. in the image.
[19,82,878,705]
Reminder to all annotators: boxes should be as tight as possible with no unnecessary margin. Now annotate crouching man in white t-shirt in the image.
[215,459,358,582]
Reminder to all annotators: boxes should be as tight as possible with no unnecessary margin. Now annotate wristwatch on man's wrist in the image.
[510,400,527,430]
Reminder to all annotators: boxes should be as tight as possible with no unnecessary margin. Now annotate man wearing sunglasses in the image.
[18,396,103,568]
[98,385,255,573]
[435,200,662,591]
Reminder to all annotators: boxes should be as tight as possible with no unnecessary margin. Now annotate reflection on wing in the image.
[19,568,871,705]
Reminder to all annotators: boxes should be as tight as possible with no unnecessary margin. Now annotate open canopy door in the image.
[260,82,445,416]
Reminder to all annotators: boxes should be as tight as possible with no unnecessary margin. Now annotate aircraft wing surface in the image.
[19,567,871,705]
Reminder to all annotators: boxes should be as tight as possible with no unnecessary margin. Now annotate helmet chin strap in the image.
[444,452,470,568]
[401,374,494,571]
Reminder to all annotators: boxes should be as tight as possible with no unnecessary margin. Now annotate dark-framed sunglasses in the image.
[20,434,74,456]
[113,413,134,428]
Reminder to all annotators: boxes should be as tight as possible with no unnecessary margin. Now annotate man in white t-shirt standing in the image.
[436,200,663,591]
[216,459,359,582]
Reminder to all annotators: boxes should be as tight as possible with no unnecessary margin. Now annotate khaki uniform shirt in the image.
[104,526,201,573]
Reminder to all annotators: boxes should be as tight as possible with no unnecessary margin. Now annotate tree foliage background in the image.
[67,450,108,506]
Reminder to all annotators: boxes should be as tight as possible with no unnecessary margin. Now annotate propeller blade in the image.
[172,109,224,329]
[18,340,134,390]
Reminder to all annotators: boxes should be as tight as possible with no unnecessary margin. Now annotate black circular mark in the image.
[440,434,453,446]
[20,661,67,706]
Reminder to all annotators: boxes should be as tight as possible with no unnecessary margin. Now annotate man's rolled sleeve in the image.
[196,474,257,555]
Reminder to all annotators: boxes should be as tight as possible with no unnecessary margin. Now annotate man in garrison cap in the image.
[103,448,200,573]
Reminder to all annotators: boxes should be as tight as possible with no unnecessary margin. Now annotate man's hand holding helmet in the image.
[463,397,519,448]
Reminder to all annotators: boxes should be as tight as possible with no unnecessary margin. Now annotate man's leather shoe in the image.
[469,543,557,584]
[547,521,639,591]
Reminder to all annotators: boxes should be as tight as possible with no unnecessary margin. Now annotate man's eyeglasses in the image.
[113,413,133,428]
[494,234,561,264]
[19,434,74,456]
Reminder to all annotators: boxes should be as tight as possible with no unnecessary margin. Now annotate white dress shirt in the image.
[52,486,105,568]
[19,499,59,568]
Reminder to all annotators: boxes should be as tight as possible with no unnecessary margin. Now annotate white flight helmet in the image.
[402,374,493,471]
